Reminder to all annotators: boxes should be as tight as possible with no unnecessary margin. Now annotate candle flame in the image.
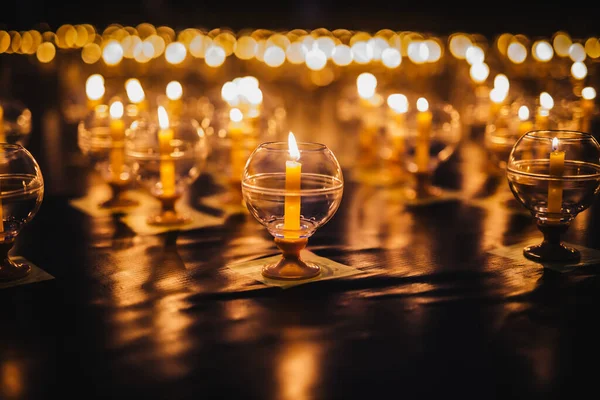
[416,97,429,112]
[125,78,145,104]
[552,137,559,152]
[288,132,300,161]
[158,106,169,130]
[86,74,105,101]
[387,94,408,114]
[166,81,183,101]
[582,87,597,100]
[540,92,554,110]
[229,108,243,122]
[518,105,530,121]
[109,101,124,119]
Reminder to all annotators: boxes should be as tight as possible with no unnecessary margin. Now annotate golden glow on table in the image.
[157,106,176,197]
[416,97,432,172]
[109,101,125,181]
[548,137,565,216]
[284,132,301,238]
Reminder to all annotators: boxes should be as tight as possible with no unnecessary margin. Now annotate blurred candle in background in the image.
[85,74,105,111]
[166,81,183,119]
[416,97,432,172]
[387,94,408,158]
[125,78,147,112]
[157,106,175,197]
[580,87,596,132]
[109,101,125,181]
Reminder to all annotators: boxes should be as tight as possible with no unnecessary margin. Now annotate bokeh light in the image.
[532,40,553,62]
[507,42,527,64]
[102,40,124,65]
[165,42,187,64]
[571,61,588,80]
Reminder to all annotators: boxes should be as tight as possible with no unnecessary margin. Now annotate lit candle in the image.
[125,78,147,112]
[489,88,508,118]
[166,81,183,119]
[109,101,125,182]
[85,74,105,111]
[157,106,175,197]
[517,105,533,136]
[580,86,596,132]
[547,137,565,216]
[356,73,380,150]
[228,108,246,183]
[416,97,432,172]
[535,92,554,130]
[387,94,408,157]
[284,132,301,238]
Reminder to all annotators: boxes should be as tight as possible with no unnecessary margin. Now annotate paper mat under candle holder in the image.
[226,251,363,289]
[120,207,226,235]
[488,240,600,272]
[69,186,158,217]
[0,257,54,289]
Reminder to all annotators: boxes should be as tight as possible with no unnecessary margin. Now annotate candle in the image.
[125,78,147,112]
[536,92,554,130]
[517,105,533,135]
[228,108,246,183]
[157,106,175,197]
[416,97,432,172]
[356,73,380,151]
[547,137,565,216]
[85,74,105,111]
[580,86,596,132]
[166,81,183,119]
[284,132,301,238]
[489,87,507,118]
[387,94,408,157]
[109,101,125,182]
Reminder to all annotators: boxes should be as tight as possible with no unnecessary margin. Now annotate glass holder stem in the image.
[261,237,320,280]
[523,222,580,263]
[0,240,31,281]
[99,182,138,209]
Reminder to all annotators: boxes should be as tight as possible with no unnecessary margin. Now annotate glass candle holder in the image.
[403,100,461,199]
[126,112,208,226]
[0,144,44,281]
[242,141,344,280]
[78,104,139,208]
[0,100,32,146]
[507,130,600,263]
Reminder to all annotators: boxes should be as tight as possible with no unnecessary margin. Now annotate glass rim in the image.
[0,143,26,152]
[258,141,328,152]
[242,173,343,195]
[507,159,600,180]
[524,130,594,141]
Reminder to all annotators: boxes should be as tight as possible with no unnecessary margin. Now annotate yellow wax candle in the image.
[284,132,301,238]
[387,94,408,157]
[580,87,596,133]
[166,81,183,119]
[85,74,105,111]
[547,137,565,216]
[517,106,533,136]
[125,78,147,112]
[416,97,432,172]
[157,106,176,197]
[109,101,125,182]
[535,108,549,130]
[228,108,246,183]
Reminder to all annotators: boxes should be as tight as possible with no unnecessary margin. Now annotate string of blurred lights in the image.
[0,25,598,78]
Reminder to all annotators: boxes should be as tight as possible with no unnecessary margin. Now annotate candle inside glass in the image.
[416,97,432,172]
[157,106,176,197]
[548,137,565,217]
[284,132,301,238]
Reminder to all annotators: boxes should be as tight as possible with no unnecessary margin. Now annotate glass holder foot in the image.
[0,241,31,281]
[262,238,321,280]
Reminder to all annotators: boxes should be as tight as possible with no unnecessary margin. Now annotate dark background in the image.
[0,0,599,36]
